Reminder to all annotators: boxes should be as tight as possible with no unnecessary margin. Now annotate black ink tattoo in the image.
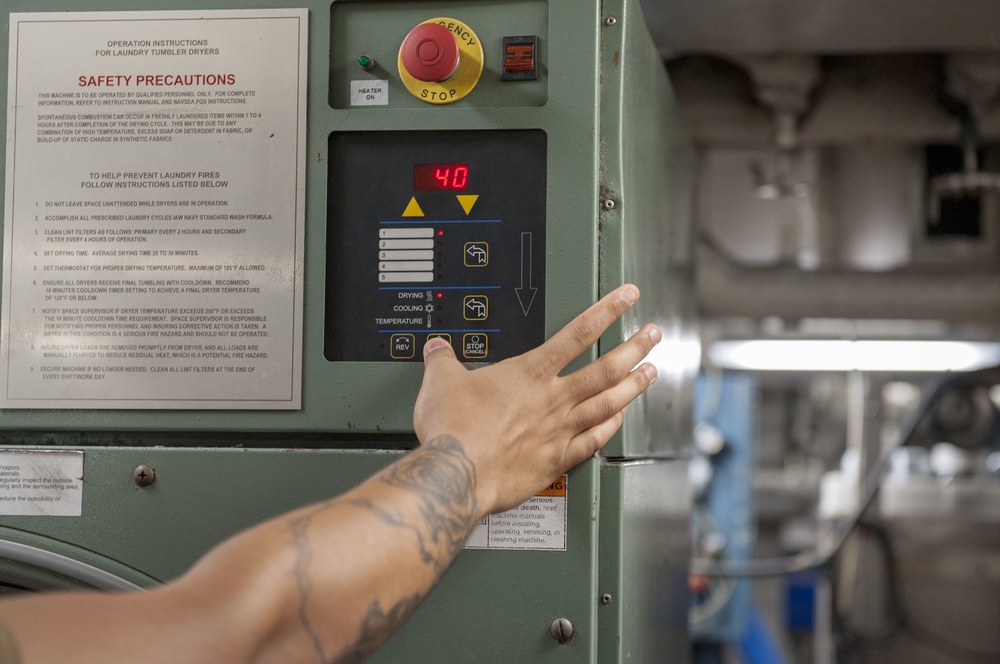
[287,436,479,664]
[380,435,480,569]
[289,502,334,664]
[332,593,424,664]
[343,435,479,574]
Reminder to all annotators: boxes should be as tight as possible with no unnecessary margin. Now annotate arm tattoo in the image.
[332,594,423,664]
[288,435,480,664]
[347,435,480,573]
[289,502,335,664]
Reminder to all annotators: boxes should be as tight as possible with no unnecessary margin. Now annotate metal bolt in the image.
[603,198,616,210]
[133,464,156,488]
[549,618,575,644]
[605,16,617,26]
[601,593,613,605]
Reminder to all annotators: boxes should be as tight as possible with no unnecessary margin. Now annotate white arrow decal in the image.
[515,232,537,316]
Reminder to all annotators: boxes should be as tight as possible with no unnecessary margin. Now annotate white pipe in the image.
[698,244,1000,323]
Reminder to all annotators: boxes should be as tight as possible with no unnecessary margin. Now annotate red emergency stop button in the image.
[398,17,484,104]
[400,22,460,82]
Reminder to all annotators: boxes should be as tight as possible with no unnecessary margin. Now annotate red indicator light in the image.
[414,163,469,191]
[437,229,445,236]
[436,292,443,299]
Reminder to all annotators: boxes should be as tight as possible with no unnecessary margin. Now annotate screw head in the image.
[549,618,574,644]
[601,593,613,605]
[603,198,616,210]
[133,464,156,488]
[605,16,617,26]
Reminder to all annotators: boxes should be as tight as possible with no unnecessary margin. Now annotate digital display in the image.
[414,163,469,191]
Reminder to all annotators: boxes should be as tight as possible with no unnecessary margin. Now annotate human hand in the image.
[413,284,661,515]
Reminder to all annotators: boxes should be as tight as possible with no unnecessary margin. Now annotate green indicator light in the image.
[358,55,374,71]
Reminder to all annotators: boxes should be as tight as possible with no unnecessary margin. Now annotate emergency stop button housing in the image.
[398,17,484,104]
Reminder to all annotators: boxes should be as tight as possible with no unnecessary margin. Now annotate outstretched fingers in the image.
[528,285,639,377]
[567,362,657,434]
[564,324,662,401]
[563,409,628,467]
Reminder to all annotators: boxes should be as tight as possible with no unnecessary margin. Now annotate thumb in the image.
[422,337,458,373]
[417,337,460,416]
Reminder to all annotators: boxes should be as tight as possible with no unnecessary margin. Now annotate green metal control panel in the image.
[0,0,696,661]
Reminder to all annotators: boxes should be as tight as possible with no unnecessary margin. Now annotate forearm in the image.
[0,436,485,664]
[238,434,485,663]
[191,438,483,664]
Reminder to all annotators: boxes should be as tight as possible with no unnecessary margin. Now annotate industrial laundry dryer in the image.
[0,1,695,660]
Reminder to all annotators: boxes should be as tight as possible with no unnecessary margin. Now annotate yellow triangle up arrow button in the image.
[402,197,424,217]
[457,194,479,216]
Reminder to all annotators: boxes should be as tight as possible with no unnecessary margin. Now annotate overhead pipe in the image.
[698,242,1000,323]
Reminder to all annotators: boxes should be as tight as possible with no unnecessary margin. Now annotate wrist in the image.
[418,434,497,518]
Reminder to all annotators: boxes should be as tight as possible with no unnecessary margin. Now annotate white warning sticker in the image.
[0,450,84,516]
[465,476,567,551]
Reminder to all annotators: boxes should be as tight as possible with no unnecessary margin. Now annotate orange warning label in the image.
[538,475,567,497]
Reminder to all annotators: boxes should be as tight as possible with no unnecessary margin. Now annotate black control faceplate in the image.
[325,130,546,362]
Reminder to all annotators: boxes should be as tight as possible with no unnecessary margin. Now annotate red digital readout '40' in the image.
[413,163,469,191]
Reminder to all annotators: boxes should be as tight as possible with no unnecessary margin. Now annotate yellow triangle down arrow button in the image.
[402,197,424,217]
[457,194,479,216]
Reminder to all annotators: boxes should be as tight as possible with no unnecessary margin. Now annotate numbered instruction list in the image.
[2,10,307,408]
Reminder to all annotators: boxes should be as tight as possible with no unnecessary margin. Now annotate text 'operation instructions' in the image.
[1,10,307,409]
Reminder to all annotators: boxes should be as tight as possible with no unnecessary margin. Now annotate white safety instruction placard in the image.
[0,450,84,516]
[1,10,307,409]
[465,476,567,551]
